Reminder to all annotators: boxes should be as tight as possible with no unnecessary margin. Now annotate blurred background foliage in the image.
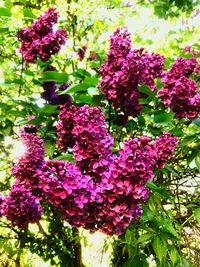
[0,0,200,266]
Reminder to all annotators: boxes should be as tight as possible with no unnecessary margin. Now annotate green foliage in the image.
[149,0,198,18]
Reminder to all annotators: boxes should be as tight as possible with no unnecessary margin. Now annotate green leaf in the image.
[123,255,143,267]
[169,127,184,137]
[60,83,90,94]
[0,7,12,17]
[187,150,198,164]
[153,236,166,263]
[179,258,194,267]
[154,112,174,123]
[28,117,44,125]
[142,206,154,221]
[125,229,132,245]
[146,181,171,199]
[163,219,179,238]
[72,69,91,79]
[92,95,103,105]
[84,76,99,86]
[44,141,55,157]
[38,105,59,115]
[23,8,37,19]
[32,78,42,85]
[9,110,27,116]
[54,154,75,162]
[180,135,197,146]
[24,70,35,76]
[195,153,200,172]
[76,94,93,104]
[164,164,180,177]
[169,245,180,266]
[194,208,200,224]
[137,233,154,243]
[12,79,25,85]
[146,181,159,191]
[139,97,150,104]
[40,71,68,83]
[139,84,155,98]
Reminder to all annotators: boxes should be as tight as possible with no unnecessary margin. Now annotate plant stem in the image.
[72,227,82,267]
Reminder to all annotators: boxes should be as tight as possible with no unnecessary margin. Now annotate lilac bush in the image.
[2,14,183,235]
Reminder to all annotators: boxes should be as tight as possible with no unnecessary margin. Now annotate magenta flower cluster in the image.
[158,55,200,119]
[17,8,67,62]
[56,104,79,150]
[53,104,177,235]
[11,125,45,197]
[0,193,4,217]
[2,187,43,229]
[72,105,114,173]
[98,27,165,116]
[38,160,96,228]
[153,132,178,169]
[1,104,177,234]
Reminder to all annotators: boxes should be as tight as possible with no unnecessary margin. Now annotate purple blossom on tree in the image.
[2,187,43,229]
[158,54,200,119]
[17,8,67,63]
[99,27,165,117]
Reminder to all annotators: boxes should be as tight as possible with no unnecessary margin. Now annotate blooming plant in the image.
[0,6,199,267]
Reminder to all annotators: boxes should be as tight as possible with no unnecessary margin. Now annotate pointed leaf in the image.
[153,236,166,263]
[154,112,174,123]
[139,84,155,98]
[137,233,154,243]
[169,246,180,266]
[41,71,68,83]
[194,208,200,224]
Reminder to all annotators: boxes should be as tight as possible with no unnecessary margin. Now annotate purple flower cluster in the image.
[17,8,67,62]
[2,187,43,229]
[139,51,165,90]
[4,106,177,234]
[41,82,72,105]
[99,27,165,116]
[11,125,45,197]
[72,105,114,173]
[158,55,200,119]
[0,193,4,217]
[38,160,96,228]
[95,137,156,235]
[56,104,79,150]
[57,105,114,171]
[153,132,178,169]
[55,104,177,235]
